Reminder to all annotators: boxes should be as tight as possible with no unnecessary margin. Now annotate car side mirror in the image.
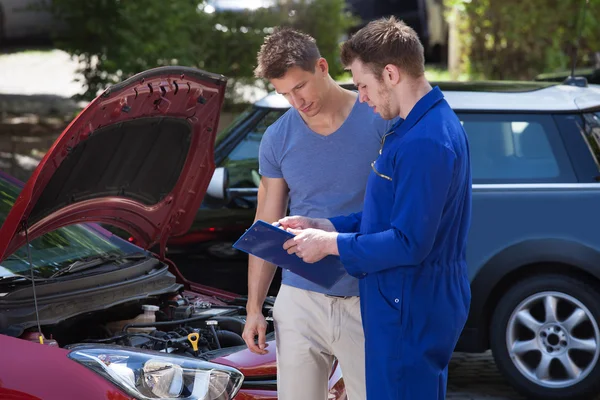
[204,167,259,209]
[206,167,229,200]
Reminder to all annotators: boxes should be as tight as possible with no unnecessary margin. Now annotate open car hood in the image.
[0,66,227,261]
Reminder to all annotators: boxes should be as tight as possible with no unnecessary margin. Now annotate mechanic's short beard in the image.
[377,85,395,120]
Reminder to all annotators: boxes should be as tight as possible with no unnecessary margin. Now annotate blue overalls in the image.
[329,87,472,400]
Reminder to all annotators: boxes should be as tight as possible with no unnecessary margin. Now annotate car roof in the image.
[255,80,600,112]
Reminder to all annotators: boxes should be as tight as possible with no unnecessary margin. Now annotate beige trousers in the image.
[272,284,366,400]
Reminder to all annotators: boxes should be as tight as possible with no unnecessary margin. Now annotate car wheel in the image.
[490,274,600,400]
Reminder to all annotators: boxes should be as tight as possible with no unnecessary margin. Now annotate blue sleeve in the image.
[258,126,283,178]
[329,212,362,233]
[336,138,456,275]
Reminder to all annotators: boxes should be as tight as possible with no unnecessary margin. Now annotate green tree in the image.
[47,0,357,106]
[48,0,209,100]
[445,0,600,80]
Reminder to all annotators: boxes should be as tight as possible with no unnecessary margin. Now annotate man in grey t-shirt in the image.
[241,27,396,400]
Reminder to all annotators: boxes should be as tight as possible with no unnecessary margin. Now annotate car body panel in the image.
[212,340,277,377]
[0,66,227,262]
[0,335,131,400]
[457,183,600,347]
[443,84,600,112]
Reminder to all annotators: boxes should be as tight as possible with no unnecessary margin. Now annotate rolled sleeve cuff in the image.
[337,233,367,278]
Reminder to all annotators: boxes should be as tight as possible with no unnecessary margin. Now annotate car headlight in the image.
[68,344,243,399]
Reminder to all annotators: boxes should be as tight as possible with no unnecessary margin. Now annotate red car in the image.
[0,67,347,400]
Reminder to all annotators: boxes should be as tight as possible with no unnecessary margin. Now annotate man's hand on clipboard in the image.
[278,216,339,263]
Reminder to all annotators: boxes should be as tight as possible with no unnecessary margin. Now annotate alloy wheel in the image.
[506,291,600,388]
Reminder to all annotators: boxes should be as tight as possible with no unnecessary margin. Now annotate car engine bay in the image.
[0,256,275,361]
[16,291,273,359]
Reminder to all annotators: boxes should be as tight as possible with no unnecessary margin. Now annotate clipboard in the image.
[232,220,347,289]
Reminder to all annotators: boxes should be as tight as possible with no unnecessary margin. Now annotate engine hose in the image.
[210,317,245,336]
[209,325,221,349]
[216,330,245,348]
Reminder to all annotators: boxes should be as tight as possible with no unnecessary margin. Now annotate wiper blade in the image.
[50,253,149,279]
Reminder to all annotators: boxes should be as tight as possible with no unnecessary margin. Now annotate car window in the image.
[580,112,600,171]
[0,174,143,279]
[458,113,575,183]
[219,109,285,188]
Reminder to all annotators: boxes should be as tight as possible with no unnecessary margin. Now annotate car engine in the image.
[17,291,258,359]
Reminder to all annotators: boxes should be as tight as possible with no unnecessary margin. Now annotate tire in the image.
[490,274,600,400]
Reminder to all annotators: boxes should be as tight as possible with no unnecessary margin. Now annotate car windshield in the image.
[0,173,145,279]
[217,107,286,188]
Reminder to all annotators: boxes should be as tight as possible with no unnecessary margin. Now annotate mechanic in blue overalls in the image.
[279,17,472,400]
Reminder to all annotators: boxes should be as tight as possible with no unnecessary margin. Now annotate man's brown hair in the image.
[340,16,425,79]
[254,27,321,80]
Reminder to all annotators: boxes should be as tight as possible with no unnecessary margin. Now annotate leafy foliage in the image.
[47,0,357,106]
[445,0,600,80]
[48,0,206,98]
[273,0,359,79]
